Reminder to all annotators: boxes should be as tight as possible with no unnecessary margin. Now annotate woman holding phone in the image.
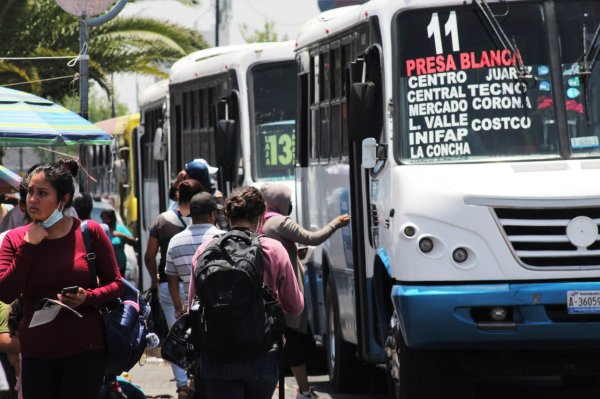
[0,159,123,399]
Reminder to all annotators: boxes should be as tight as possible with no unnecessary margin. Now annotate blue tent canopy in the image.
[0,87,112,147]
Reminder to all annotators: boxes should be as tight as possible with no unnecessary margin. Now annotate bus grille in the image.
[493,207,600,268]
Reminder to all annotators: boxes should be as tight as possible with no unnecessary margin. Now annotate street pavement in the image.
[127,355,600,399]
[126,355,386,399]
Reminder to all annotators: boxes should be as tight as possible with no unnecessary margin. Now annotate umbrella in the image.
[0,87,112,147]
[0,164,22,194]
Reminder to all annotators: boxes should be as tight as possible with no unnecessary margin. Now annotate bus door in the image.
[347,45,387,363]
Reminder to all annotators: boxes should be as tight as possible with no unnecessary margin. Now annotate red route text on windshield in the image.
[405,49,519,76]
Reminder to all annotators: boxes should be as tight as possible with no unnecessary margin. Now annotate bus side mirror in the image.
[362,138,377,169]
[153,126,167,161]
[349,81,376,142]
[216,119,238,186]
[216,119,237,165]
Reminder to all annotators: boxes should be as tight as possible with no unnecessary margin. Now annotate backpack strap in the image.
[175,210,188,228]
[81,220,98,289]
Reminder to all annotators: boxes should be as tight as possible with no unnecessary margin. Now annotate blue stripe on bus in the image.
[376,248,391,277]
[391,281,600,349]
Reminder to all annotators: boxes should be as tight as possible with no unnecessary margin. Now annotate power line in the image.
[1,74,79,88]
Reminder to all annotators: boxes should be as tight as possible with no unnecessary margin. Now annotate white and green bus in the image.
[295,0,600,397]
[135,42,298,290]
[168,41,297,197]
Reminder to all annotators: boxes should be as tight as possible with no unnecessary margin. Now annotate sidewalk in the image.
[127,356,178,398]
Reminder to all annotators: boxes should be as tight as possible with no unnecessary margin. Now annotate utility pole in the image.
[215,0,220,46]
[79,17,89,119]
[55,0,128,192]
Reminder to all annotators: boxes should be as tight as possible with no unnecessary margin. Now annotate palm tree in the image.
[0,0,207,102]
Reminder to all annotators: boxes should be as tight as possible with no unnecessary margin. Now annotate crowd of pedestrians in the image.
[0,156,349,399]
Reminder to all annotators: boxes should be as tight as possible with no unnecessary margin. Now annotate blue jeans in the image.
[201,350,279,399]
[158,281,188,388]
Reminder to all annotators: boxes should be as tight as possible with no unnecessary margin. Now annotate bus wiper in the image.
[473,0,532,81]
[578,23,600,124]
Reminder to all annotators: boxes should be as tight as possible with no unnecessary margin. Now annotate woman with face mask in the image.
[0,159,124,399]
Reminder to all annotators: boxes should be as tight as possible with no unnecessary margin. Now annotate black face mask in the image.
[288,204,293,216]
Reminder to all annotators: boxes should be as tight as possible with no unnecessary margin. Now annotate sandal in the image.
[177,385,194,399]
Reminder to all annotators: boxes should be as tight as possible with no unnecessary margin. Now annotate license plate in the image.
[567,290,600,314]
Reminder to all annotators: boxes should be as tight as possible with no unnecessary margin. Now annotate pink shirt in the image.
[188,236,304,316]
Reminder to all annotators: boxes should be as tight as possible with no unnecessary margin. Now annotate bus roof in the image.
[95,113,140,136]
[138,79,169,109]
[295,0,522,50]
[295,4,364,49]
[169,41,296,86]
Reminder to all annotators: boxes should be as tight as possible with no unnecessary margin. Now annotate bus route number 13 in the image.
[264,133,295,167]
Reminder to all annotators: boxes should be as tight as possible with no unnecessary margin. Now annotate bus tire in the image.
[325,280,362,393]
[560,375,599,388]
[385,315,443,399]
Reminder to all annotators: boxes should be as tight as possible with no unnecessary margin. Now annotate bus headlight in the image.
[418,237,434,253]
[403,225,416,237]
[452,247,468,263]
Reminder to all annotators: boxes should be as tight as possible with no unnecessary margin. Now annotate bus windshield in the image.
[251,61,297,180]
[395,2,600,163]
[556,0,600,157]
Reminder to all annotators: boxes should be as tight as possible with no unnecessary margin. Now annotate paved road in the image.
[128,356,600,398]
[127,356,385,399]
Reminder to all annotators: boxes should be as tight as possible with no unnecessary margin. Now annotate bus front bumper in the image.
[391,281,600,349]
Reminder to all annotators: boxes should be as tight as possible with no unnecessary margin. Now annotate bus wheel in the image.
[385,313,443,399]
[560,375,599,388]
[325,280,362,393]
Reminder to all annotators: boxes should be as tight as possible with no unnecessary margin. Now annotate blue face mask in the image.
[41,202,63,229]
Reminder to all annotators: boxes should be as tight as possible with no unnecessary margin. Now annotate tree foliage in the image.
[240,21,286,43]
[0,0,208,103]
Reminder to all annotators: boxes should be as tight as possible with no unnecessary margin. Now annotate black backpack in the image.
[190,229,285,362]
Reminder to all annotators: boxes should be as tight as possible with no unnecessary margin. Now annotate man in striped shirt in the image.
[165,192,225,318]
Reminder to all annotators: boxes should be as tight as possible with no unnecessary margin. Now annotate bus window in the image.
[330,103,342,160]
[320,106,330,161]
[251,61,297,181]
[396,3,559,163]
[333,46,342,99]
[321,50,331,101]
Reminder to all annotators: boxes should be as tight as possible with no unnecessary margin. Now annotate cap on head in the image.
[185,160,211,191]
[196,158,218,175]
[190,192,221,216]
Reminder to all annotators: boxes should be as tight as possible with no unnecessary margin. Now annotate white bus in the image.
[136,78,169,289]
[295,0,600,397]
[168,41,297,197]
[135,42,298,289]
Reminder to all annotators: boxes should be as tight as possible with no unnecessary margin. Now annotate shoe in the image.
[296,387,319,399]
[177,385,194,399]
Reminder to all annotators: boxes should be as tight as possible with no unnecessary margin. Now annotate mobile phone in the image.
[61,286,79,295]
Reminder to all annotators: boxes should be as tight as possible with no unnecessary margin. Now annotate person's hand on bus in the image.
[335,214,351,228]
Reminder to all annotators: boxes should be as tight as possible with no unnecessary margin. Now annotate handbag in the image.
[161,313,197,373]
[143,288,169,343]
[81,220,149,374]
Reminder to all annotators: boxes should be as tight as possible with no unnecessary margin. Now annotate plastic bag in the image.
[161,313,197,373]
[143,288,169,342]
